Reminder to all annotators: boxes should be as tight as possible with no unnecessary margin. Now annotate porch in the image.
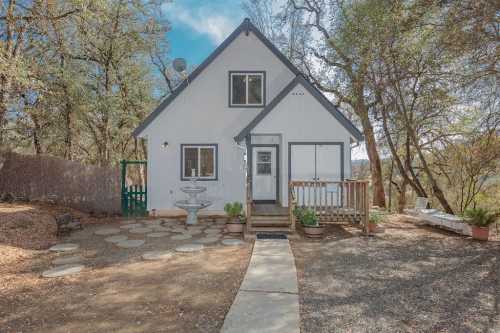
[245,180,369,234]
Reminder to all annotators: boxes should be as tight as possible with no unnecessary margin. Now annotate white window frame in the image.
[229,71,265,107]
[181,144,218,181]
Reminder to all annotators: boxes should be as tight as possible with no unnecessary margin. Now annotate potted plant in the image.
[368,211,383,233]
[464,207,497,241]
[294,207,324,237]
[224,202,245,233]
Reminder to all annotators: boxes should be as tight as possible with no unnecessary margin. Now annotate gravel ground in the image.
[1,203,252,333]
[291,216,500,333]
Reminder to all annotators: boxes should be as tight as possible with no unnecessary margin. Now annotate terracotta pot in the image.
[471,226,489,241]
[303,225,325,238]
[226,221,244,233]
[367,222,377,233]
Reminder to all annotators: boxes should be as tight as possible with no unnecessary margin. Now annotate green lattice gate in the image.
[121,160,147,217]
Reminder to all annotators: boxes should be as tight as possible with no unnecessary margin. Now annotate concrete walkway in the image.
[221,239,300,333]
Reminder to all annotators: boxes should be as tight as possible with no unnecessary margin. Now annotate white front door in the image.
[252,146,277,201]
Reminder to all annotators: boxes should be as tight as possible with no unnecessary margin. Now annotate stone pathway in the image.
[221,239,300,333]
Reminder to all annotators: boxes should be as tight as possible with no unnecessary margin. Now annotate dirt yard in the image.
[291,216,500,333]
[0,203,252,333]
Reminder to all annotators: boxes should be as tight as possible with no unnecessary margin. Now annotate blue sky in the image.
[162,0,246,66]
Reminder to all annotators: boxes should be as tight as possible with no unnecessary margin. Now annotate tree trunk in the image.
[397,178,407,213]
[360,112,386,208]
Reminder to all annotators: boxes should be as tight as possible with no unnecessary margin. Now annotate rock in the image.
[115,239,145,248]
[49,243,79,252]
[120,223,143,229]
[52,255,84,265]
[221,239,244,246]
[94,228,121,236]
[175,244,204,252]
[170,234,192,241]
[142,251,173,261]
[42,264,84,278]
[104,235,128,243]
[146,232,170,238]
[128,227,153,234]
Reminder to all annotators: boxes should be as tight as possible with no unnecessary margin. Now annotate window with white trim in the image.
[230,72,265,107]
[181,144,217,180]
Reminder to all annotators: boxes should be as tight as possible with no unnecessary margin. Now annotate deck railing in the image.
[246,177,253,232]
[289,180,369,233]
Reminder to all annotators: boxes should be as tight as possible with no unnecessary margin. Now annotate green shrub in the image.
[464,207,497,227]
[224,202,243,221]
[294,207,319,226]
[369,211,384,224]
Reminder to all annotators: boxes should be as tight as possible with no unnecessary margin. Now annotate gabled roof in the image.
[234,75,364,142]
[133,18,300,137]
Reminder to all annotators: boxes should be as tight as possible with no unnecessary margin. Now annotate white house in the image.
[133,18,364,220]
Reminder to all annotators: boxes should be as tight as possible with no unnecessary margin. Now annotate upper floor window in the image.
[229,71,265,107]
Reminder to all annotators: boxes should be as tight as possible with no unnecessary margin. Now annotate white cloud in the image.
[163,2,238,45]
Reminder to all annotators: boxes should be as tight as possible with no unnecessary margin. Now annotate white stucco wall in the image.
[251,83,353,206]
[140,30,295,212]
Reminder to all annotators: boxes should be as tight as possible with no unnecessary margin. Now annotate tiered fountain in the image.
[175,173,212,225]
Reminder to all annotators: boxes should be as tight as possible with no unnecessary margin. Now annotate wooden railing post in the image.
[289,181,296,231]
[246,177,252,233]
[363,181,369,235]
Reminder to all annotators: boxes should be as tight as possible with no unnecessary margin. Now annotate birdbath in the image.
[175,177,212,225]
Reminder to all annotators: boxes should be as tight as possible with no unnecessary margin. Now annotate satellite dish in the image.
[172,58,187,73]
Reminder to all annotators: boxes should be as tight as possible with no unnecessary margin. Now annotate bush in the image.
[464,207,497,228]
[294,207,319,226]
[369,211,385,224]
[224,202,243,220]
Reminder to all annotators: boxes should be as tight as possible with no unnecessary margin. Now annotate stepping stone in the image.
[170,234,192,241]
[205,229,222,234]
[115,239,145,248]
[120,220,137,224]
[104,235,128,243]
[129,227,153,234]
[120,223,143,229]
[49,243,79,252]
[95,228,121,236]
[52,255,84,265]
[175,244,204,252]
[142,250,174,261]
[194,236,221,244]
[171,227,186,233]
[222,239,244,246]
[42,264,84,278]
[185,229,202,235]
[146,220,162,225]
[152,226,170,232]
[146,232,170,238]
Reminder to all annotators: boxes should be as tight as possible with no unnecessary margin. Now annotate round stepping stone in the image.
[95,228,121,236]
[115,239,145,248]
[205,229,221,234]
[49,243,79,252]
[104,235,128,243]
[142,250,173,261]
[146,232,170,238]
[120,223,143,229]
[170,234,192,241]
[171,227,186,233]
[194,236,220,244]
[52,255,84,265]
[42,264,84,278]
[221,239,244,246]
[129,227,153,234]
[175,244,204,252]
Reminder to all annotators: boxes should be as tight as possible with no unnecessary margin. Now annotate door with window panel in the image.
[252,146,277,201]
